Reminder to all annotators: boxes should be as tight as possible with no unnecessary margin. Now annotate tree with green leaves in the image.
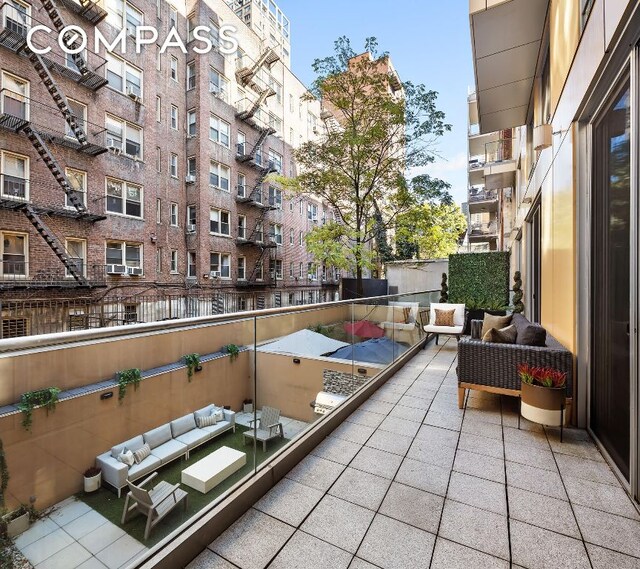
[279,37,452,296]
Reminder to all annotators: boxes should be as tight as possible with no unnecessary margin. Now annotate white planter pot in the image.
[84,472,101,493]
[243,403,253,414]
[5,511,29,538]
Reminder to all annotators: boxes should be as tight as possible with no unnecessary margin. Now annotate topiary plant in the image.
[183,353,201,382]
[512,270,524,314]
[117,369,141,401]
[18,388,61,432]
[439,273,449,303]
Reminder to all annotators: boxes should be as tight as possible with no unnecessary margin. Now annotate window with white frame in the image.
[156,146,161,172]
[237,256,246,280]
[298,262,303,278]
[105,114,142,158]
[187,157,196,178]
[210,252,230,278]
[289,93,294,113]
[270,224,282,245]
[255,221,264,242]
[238,215,246,239]
[170,153,178,177]
[106,53,142,98]
[3,0,30,36]
[289,228,293,244]
[169,5,177,28]
[209,19,219,47]
[65,99,86,140]
[170,202,178,226]
[209,208,230,235]
[170,56,178,81]
[237,172,246,197]
[187,14,195,42]
[105,0,124,28]
[170,250,178,272]
[209,161,229,191]
[299,230,303,245]
[1,72,29,120]
[187,109,196,137]
[156,198,161,223]
[1,232,27,276]
[255,261,263,280]
[65,168,86,208]
[269,259,283,280]
[170,104,178,129]
[307,202,318,220]
[187,251,196,277]
[106,241,141,268]
[156,248,162,272]
[186,61,196,90]
[267,76,282,105]
[268,186,282,208]
[125,3,142,35]
[187,205,196,226]
[65,238,86,277]
[1,150,28,200]
[237,131,246,155]
[106,177,142,218]
[209,115,230,147]
[209,67,228,101]
[289,261,293,277]
[156,49,161,70]
[156,95,161,122]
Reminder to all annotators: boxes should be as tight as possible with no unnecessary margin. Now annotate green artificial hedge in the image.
[448,252,511,310]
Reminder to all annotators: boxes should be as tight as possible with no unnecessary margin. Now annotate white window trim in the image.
[64,238,87,277]
[105,51,143,98]
[170,104,178,130]
[105,240,143,270]
[209,161,230,192]
[105,113,143,160]
[238,256,246,280]
[209,114,230,148]
[170,202,178,226]
[169,153,178,178]
[210,252,231,279]
[0,231,28,278]
[170,249,178,273]
[209,208,231,237]
[64,167,86,209]
[105,177,143,219]
[0,150,29,201]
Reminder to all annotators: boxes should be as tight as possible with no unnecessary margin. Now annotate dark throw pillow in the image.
[516,323,547,346]
[482,324,517,344]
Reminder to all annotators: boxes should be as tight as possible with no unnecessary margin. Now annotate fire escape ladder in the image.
[237,87,275,121]
[250,164,277,202]
[23,46,89,145]
[22,204,87,284]
[237,47,280,86]
[38,0,90,75]
[22,125,87,212]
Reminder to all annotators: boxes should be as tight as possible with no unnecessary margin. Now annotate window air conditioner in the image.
[128,267,143,276]
[106,264,127,274]
[210,271,221,277]
[126,86,142,103]
[186,224,196,233]
[185,175,196,183]
[107,142,122,155]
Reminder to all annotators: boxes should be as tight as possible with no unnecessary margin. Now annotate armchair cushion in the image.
[429,303,465,327]
[434,309,455,326]
[423,324,464,335]
[150,439,187,463]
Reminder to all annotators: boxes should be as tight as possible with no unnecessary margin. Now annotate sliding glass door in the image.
[591,73,631,480]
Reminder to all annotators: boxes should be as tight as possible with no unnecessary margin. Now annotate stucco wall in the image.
[385,260,448,295]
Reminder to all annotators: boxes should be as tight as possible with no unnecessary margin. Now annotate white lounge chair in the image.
[421,302,466,345]
[243,406,284,451]
[121,472,188,540]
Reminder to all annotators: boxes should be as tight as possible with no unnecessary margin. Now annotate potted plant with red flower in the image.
[519,363,567,426]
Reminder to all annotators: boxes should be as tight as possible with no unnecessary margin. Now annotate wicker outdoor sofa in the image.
[457,313,573,409]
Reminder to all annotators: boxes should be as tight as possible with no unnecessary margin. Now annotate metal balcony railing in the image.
[0,261,107,288]
[0,89,108,153]
[0,173,29,200]
[469,221,498,236]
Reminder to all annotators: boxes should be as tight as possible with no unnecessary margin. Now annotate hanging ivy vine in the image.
[117,369,142,401]
[182,353,201,382]
[17,388,61,432]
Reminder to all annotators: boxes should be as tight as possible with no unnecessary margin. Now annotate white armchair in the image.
[421,303,466,345]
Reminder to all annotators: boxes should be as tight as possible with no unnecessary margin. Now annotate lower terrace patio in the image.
[187,339,640,569]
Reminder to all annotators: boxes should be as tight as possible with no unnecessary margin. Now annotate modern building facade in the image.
[469,0,640,499]
[0,0,339,337]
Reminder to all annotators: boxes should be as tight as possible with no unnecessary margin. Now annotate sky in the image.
[276,0,475,205]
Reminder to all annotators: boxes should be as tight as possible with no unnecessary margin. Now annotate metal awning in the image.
[470,0,549,133]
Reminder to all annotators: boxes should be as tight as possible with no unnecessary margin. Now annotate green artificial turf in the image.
[78,425,289,546]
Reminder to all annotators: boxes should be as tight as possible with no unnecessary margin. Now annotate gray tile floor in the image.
[190,339,640,569]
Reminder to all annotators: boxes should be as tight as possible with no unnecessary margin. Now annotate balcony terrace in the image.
[2,293,638,569]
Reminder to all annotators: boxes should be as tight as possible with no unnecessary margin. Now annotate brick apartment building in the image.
[0,0,341,336]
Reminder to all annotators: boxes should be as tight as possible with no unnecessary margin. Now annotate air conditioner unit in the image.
[185,175,196,183]
[106,264,126,275]
[107,143,122,155]
[126,87,142,103]
[533,123,552,151]
[186,224,196,233]
[210,271,221,278]
[308,274,316,281]
[128,267,143,276]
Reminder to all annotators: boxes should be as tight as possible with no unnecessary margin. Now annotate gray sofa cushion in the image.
[175,428,210,450]
[144,424,172,449]
[512,313,547,346]
[127,454,162,481]
[151,439,187,463]
[171,414,197,438]
[111,435,144,458]
[194,404,215,420]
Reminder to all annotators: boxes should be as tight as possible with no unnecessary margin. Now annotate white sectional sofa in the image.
[97,404,236,497]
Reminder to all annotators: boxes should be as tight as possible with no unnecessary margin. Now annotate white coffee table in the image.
[181,446,247,493]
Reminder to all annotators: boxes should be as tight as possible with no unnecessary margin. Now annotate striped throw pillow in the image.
[197,414,218,428]
[133,443,151,464]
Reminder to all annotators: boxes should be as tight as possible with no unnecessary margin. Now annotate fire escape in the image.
[234,46,281,288]
[0,0,108,287]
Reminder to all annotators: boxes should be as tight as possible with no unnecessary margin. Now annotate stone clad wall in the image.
[323,370,368,396]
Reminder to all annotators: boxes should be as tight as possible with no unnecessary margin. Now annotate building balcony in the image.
[468,139,517,190]
[467,188,499,214]
[468,220,499,241]
[0,261,107,289]
[0,89,108,156]
[470,0,548,133]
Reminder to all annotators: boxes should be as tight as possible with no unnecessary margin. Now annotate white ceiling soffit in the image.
[470,0,549,134]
